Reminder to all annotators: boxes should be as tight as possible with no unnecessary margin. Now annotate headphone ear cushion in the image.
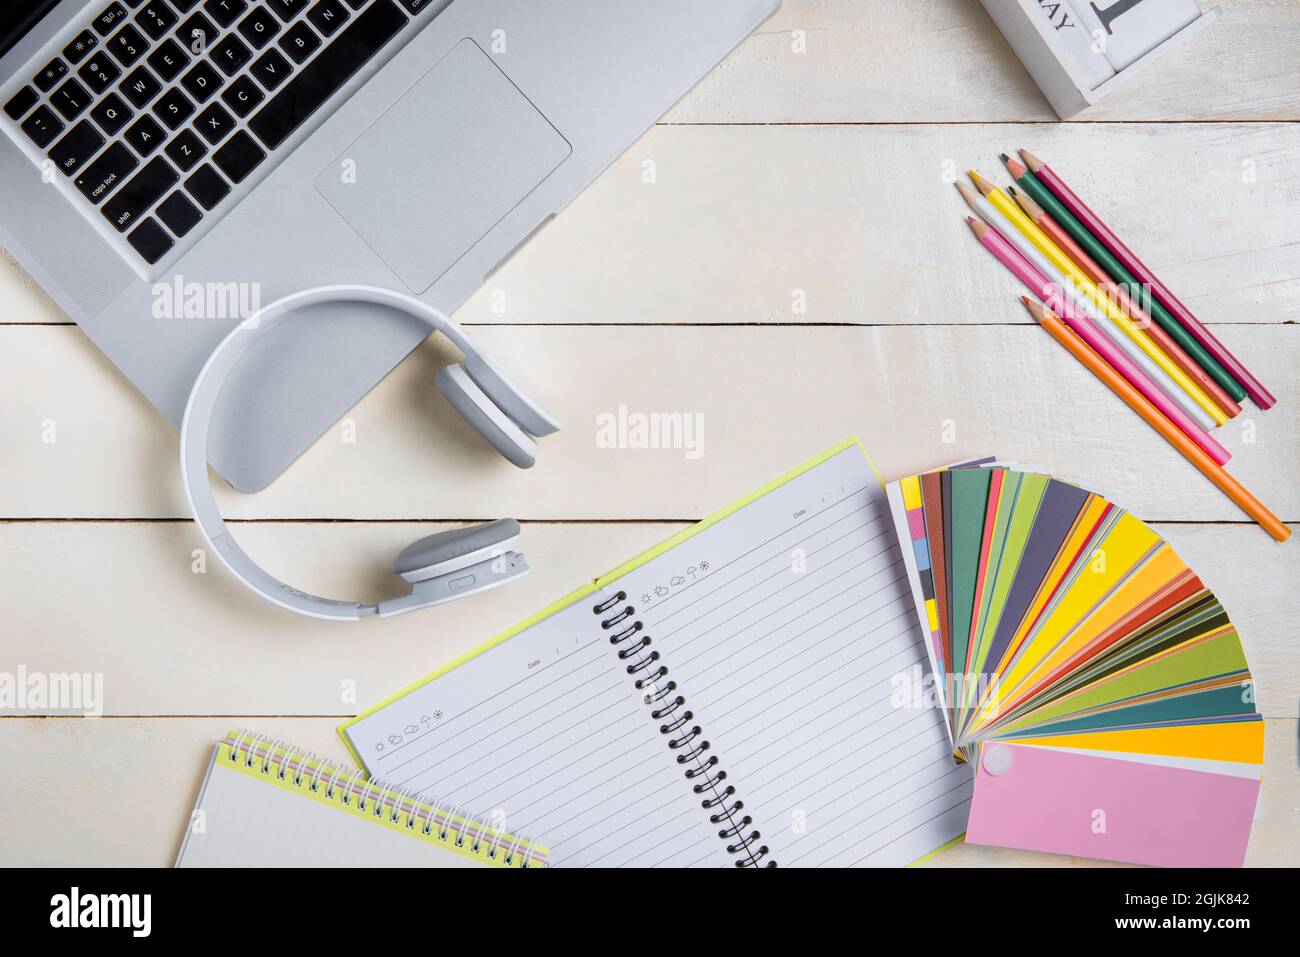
[463,353,561,438]
[437,364,537,468]
[393,518,522,581]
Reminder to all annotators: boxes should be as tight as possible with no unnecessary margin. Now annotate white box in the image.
[979,0,1222,118]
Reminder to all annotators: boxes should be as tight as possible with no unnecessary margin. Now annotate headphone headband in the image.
[180,285,495,621]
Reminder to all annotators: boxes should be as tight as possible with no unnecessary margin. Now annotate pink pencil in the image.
[966,215,1231,466]
[1020,149,1276,411]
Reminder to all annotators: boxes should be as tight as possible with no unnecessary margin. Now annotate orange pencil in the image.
[1022,298,1289,543]
[1010,186,1241,420]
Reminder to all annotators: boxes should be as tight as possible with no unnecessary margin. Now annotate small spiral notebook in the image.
[175,730,548,868]
[340,440,972,867]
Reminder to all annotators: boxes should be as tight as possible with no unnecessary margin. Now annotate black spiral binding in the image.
[594,591,774,867]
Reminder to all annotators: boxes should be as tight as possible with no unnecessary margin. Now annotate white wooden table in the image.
[1,0,1296,867]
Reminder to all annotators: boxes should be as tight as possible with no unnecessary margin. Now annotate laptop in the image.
[0,0,781,491]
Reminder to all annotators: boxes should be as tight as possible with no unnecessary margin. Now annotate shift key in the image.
[102,157,178,232]
[73,141,137,204]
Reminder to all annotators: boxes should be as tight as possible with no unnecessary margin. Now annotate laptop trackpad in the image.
[314,39,571,293]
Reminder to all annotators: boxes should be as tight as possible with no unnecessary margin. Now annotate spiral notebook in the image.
[340,440,973,867]
[175,730,548,868]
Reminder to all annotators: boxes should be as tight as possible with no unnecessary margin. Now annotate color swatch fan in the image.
[886,466,1263,867]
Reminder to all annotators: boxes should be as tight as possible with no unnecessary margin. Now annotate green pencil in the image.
[1000,153,1248,403]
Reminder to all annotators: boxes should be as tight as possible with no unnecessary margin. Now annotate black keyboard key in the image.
[268,0,308,21]
[237,7,281,49]
[147,38,191,82]
[78,54,122,93]
[125,113,167,155]
[47,120,106,176]
[90,92,133,135]
[212,128,264,182]
[194,101,235,143]
[21,105,64,148]
[171,0,204,10]
[203,0,248,28]
[136,2,179,40]
[156,190,202,236]
[250,47,291,91]
[127,217,173,263]
[307,0,349,37]
[211,33,252,76]
[34,58,69,92]
[51,79,92,120]
[121,66,163,108]
[74,141,138,203]
[63,30,100,65]
[278,21,320,64]
[177,12,219,55]
[103,155,178,231]
[155,86,196,129]
[108,24,149,66]
[344,0,366,9]
[398,0,437,13]
[180,60,223,101]
[254,1,405,149]
[220,74,264,117]
[184,163,229,209]
[93,3,130,36]
[164,128,207,170]
[4,86,38,121]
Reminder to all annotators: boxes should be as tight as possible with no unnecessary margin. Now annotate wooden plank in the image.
[6,124,1298,328]
[1,324,1294,521]
[669,0,1300,123]
[1,716,1293,866]
[0,521,1293,717]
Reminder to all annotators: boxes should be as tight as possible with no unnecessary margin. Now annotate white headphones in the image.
[179,285,561,621]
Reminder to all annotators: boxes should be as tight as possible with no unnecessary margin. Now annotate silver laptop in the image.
[0,0,780,491]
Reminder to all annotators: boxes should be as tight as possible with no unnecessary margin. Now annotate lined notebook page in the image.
[343,601,717,867]
[176,748,483,867]
[603,446,971,866]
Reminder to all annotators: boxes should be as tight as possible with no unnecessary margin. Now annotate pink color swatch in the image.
[966,743,1259,867]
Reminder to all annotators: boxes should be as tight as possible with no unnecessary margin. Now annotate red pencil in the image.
[1020,149,1276,410]
[966,215,1229,465]
[1008,185,1242,420]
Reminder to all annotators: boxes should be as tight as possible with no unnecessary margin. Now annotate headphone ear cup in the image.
[463,353,561,438]
[436,364,537,468]
[393,518,522,582]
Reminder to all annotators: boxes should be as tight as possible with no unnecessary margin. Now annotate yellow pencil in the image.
[969,170,1228,427]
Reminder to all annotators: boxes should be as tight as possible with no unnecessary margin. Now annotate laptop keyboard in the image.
[3,0,430,266]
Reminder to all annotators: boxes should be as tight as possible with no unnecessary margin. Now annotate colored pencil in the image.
[1003,154,1247,405]
[966,215,1230,465]
[1009,184,1242,420]
[1023,299,1289,543]
[969,170,1229,428]
[956,181,1217,433]
[1020,149,1275,410]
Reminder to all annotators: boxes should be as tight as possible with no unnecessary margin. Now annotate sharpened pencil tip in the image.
[1019,149,1044,172]
[954,181,980,208]
[1021,297,1049,322]
[968,170,995,196]
[1000,153,1010,163]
